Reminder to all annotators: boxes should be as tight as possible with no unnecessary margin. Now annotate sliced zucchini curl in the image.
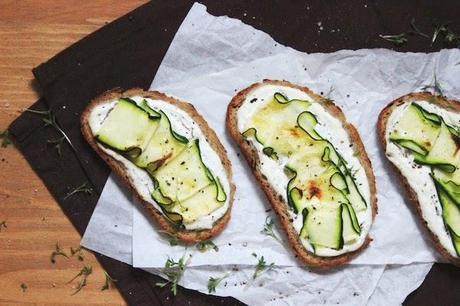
[389,102,460,256]
[242,92,368,252]
[95,98,227,227]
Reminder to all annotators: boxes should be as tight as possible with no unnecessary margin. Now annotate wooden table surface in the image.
[0,1,148,304]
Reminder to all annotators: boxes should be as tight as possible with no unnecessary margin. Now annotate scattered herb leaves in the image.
[432,23,449,45]
[207,273,229,293]
[67,265,92,296]
[101,271,117,291]
[0,220,7,231]
[251,253,275,280]
[260,216,281,243]
[156,254,190,296]
[379,33,408,46]
[70,246,84,261]
[0,130,12,148]
[23,108,75,153]
[51,242,69,263]
[20,283,28,292]
[196,240,219,252]
[64,182,93,200]
[431,22,460,46]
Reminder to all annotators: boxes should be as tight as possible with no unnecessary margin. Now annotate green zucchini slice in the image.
[95,98,159,156]
[152,139,213,203]
[437,184,460,238]
[169,184,225,225]
[138,99,161,119]
[297,111,322,140]
[302,203,343,250]
[342,203,360,244]
[389,103,440,154]
[134,110,188,173]
[241,94,312,155]
[242,92,369,251]
[413,121,459,173]
[432,168,460,205]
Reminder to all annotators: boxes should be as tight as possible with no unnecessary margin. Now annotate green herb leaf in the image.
[51,242,69,263]
[20,283,28,292]
[0,130,12,148]
[101,271,117,291]
[207,273,230,293]
[23,108,76,154]
[156,254,190,296]
[379,33,408,46]
[64,182,93,200]
[0,220,7,232]
[431,22,460,46]
[252,253,275,280]
[196,240,219,252]
[432,23,449,45]
[67,265,92,296]
[70,246,84,261]
[260,216,281,243]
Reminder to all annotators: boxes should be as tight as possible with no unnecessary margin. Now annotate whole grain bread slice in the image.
[226,79,377,268]
[377,91,460,266]
[81,88,235,243]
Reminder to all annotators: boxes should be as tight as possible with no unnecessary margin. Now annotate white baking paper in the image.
[80,2,450,305]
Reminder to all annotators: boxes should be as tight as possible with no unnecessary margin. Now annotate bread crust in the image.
[377,91,460,266]
[81,88,235,243]
[226,80,377,268]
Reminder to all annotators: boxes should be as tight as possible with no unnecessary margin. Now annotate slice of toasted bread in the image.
[378,92,460,266]
[226,79,377,268]
[81,88,235,243]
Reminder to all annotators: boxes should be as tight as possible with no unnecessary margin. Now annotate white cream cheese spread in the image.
[88,96,230,230]
[237,85,373,256]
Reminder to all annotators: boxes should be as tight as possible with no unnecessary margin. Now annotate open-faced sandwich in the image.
[81,88,235,242]
[227,80,377,268]
[378,92,460,266]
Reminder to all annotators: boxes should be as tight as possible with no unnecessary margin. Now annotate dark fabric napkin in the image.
[8,0,460,305]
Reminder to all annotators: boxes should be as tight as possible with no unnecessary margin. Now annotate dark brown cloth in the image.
[8,0,460,305]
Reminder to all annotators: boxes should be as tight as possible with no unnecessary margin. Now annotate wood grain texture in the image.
[0,1,147,305]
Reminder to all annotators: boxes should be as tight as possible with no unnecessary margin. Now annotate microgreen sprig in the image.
[379,33,408,46]
[156,254,190,296]
[196,240,219,252]
[67,265,92,295]
[64,182,93,200]
[23,108,75,154]
[207,273,230,293]
[70,246,84,261]
[431,22,460,46]
[51,242,69,263]
[101,271,117,291]
[251,253,275,280]
[260,216,281,243]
